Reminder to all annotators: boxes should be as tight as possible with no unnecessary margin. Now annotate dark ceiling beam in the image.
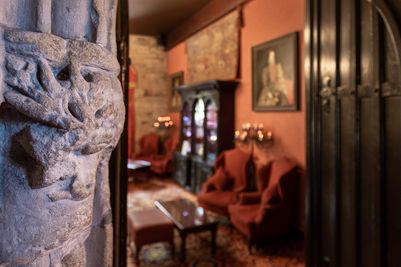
[165,0,250,49]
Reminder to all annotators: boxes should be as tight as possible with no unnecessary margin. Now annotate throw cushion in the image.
[142,144,155,156]
[208,168,234,191]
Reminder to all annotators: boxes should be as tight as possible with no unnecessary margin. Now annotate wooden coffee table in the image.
[127,159,151,182]
[154,199,218,262]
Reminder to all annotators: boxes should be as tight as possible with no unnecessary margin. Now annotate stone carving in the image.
[0,19,123,267]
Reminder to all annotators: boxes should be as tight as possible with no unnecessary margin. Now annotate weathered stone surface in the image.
[129,35,171,149]
[0,1,123,266]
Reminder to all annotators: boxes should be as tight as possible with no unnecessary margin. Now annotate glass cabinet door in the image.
[181,102,192,155]
[193,99,205,157]
[206,100,218,163]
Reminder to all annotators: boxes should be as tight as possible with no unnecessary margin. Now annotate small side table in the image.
[127,159,151,182]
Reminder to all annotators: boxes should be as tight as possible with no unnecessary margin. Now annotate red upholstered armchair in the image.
[150,134,179,175]
[134,133,160,161]
[197,148,251,216]
[228,157,300,253]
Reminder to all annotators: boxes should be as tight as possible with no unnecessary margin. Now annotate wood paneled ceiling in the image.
[129,0,212,35]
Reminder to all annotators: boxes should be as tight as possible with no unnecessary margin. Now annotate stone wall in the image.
[129,35,171,150]
[0,1,124,266]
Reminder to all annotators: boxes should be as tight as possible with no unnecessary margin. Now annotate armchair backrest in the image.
[214,148,251,191]
[163,134,179,156]
[256,163,271,192]
[138,133,160,157]
[261,157,299,207]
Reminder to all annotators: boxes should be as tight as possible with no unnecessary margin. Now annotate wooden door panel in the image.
[338,0,357,265]
[307,0,401,266]
[319,0,338,265]
[339,96,357,267]
[320,97,337,266]
[359,97,382,267]
[360,1,380,88]
[384,97,401,267]
[359,2,382,267]
[381,4,401,266]
[384,31,401,86]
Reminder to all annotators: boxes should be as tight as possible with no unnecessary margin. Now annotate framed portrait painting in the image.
[252,32,299,111]
[170,71,184,112]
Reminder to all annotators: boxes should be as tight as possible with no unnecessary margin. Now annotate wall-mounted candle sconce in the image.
[234,123,273,146]
[153,116,174,129]
[234,123,273,192]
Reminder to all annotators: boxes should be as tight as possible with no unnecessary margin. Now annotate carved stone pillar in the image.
[0,1,124,266]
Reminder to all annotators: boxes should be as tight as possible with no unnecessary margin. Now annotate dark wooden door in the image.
[110,0,129,266]
[306,0,401,266]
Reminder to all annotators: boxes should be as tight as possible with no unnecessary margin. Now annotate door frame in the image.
[111,0,129,266]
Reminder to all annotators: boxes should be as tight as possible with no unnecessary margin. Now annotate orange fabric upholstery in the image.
[204,168,234,191]
[228,157,301,243]
[255,162,271,192]
[150,134,179,175]
[214,148,251,192]
[127,209,174,261]
[134,133,160,161]
[197,148,251,216]
[197,191,237,215]
[238,192,262,205]
[234,162,272,205]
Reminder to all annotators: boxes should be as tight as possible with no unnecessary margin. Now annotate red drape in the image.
[128,65,137,159]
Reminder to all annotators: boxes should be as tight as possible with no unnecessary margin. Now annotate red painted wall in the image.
[167,0,306,167]
[238,0,305,167]
[167,0,306,229]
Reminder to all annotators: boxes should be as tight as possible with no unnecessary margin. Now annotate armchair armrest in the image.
[238,192,262,205]
[201,168,234,193]
[233,181,249,194]
[255,203,285,223]
[202,181,217,193]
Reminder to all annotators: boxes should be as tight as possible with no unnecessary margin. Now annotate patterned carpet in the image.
[126,178,305,267]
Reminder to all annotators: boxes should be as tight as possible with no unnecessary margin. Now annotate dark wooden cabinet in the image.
[190,156,214,193]
[306,0,401,266]
[173,152,191,188]
[173,80,238,192]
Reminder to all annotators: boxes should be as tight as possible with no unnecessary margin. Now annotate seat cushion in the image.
[197,191,236,215]
[128,209,174,247]
[228,204,259,237]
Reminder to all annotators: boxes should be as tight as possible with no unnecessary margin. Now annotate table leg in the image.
[128,169,133,182]
[180,232,187,262]
[170,240,175,259]
[211,225,217,256]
